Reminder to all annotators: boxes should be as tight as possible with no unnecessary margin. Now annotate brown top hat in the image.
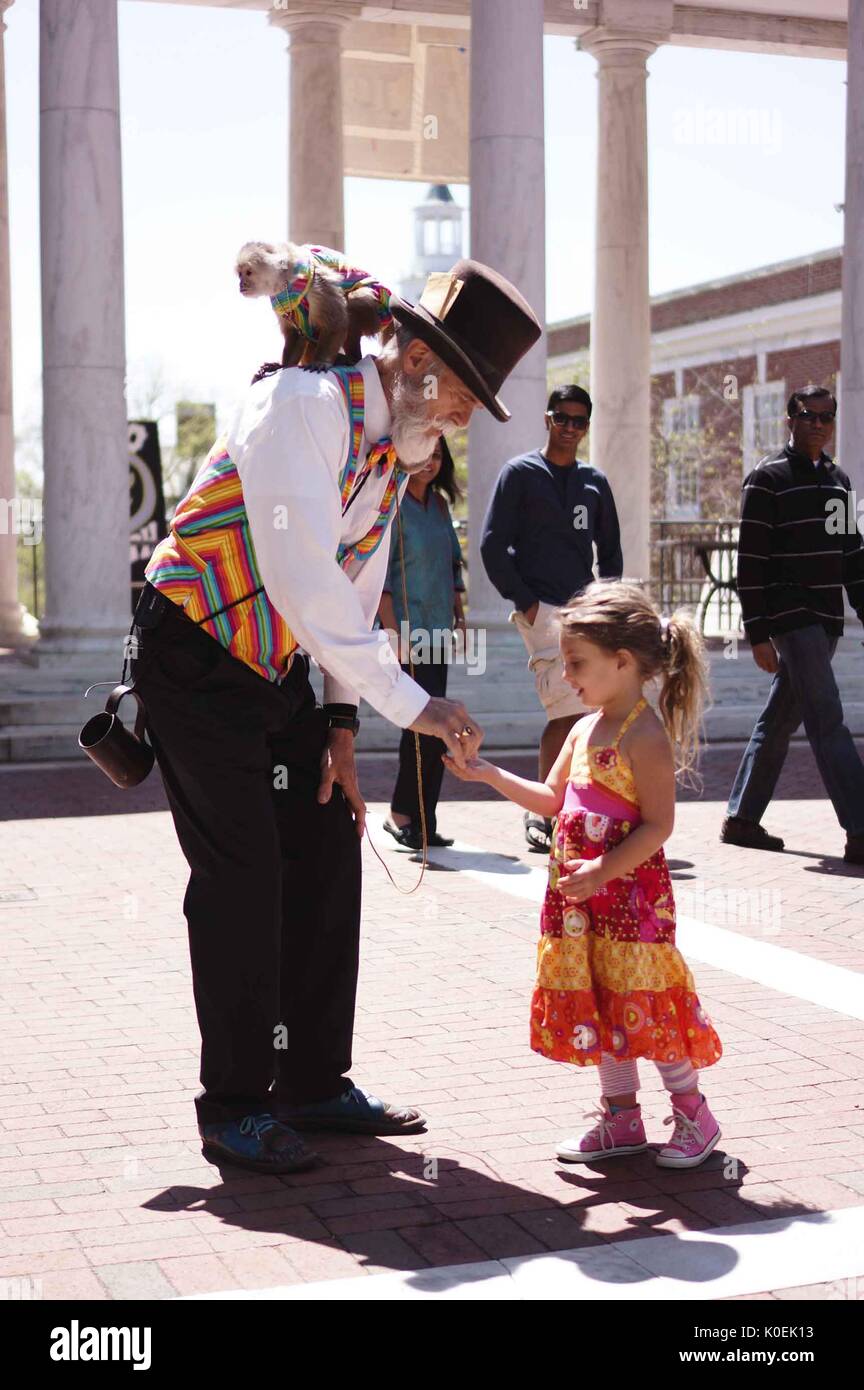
[389,259,542,422]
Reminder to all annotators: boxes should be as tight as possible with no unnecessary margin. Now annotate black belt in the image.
[131,582,309,685]
[134,579,266,631]
[132,581,182,630]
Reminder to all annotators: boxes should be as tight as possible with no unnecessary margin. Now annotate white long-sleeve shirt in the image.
[225,356,430,729]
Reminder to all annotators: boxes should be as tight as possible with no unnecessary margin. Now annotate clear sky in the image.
[5,0,848,463]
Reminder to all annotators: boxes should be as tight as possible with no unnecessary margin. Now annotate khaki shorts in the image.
[509,601,588,722]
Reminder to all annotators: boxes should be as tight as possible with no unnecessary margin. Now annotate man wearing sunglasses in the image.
[723,384,864,864]
[481,385,623,851]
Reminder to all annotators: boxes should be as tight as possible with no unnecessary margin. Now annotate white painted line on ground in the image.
[187,1204,864,1301]
[674,918,864,1022]
[365,814,864,1022]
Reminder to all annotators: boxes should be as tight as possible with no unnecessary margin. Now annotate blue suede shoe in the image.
[200,1112,318,1173]
[278,1085,426,1135]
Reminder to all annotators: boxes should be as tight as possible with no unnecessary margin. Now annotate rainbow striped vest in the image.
[144,366,402,682]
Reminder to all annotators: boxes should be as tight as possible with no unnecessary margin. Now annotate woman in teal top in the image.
[380,436,466,849]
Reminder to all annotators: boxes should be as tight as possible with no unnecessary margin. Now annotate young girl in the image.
[444,580,723,1169]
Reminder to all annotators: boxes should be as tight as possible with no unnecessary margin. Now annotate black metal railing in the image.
[16,532,44,622]
[650,519,741,635]
[13,516,742,636]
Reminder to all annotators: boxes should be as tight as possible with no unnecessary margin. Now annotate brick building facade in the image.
[547,247,843,528]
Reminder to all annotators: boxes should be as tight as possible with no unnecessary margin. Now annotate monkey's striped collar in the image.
[270,244,394,343]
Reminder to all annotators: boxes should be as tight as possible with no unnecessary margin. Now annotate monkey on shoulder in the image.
[235,240,387,369]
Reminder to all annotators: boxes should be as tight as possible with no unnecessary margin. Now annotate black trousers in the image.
[391,659,449,834]
[131,585,361,1127]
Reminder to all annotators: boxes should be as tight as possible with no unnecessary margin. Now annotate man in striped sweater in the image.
[722,385,864,865]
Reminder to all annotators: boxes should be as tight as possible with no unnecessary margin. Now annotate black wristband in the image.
[327,714,360,736]
[323,703,358,719]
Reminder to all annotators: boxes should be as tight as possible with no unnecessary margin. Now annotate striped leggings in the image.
[598,1053,698,1098]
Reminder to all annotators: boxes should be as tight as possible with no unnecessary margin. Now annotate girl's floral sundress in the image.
[531,696,723,1070]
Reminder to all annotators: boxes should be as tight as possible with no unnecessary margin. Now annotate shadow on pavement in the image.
[155,1137,829,1295]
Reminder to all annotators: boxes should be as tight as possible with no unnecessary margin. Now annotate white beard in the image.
[389,366,451,468]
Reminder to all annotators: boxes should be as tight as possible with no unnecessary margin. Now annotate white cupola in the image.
[399,185,466,302]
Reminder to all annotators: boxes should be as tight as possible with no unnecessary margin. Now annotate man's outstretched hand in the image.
[409,697,484,768]
[318,727,366,837]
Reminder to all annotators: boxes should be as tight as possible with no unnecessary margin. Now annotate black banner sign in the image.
[129,420,168,614]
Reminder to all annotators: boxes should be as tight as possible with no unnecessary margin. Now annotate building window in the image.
[439,219,456,255]
[742,381,787,475]
[422,220,439,257]
[662,395,701,520]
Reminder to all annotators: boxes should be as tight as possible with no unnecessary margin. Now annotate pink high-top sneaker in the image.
[556,1098,648,1163]
[655,1092,721,1168]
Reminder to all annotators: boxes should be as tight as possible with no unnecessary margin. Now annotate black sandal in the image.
[383,817,422,850]
[524,812,552,852]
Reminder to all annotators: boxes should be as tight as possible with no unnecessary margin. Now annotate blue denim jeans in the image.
[727,622,864,835]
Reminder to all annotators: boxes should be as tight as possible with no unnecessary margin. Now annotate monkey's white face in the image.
[235,242,283,298]
[236,259,270,297]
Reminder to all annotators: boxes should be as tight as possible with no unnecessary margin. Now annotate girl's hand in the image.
[442,752,494,783]
[558,856,607,902]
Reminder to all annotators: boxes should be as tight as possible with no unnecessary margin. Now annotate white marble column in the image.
[0,0,23,647]
[270,2,359,250]
[840,0,864,506]
[38,0,129,655]
[468,0,547,625]
[580,25,658,587]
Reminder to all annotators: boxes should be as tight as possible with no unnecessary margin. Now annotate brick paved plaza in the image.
[1,740,863,1302]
